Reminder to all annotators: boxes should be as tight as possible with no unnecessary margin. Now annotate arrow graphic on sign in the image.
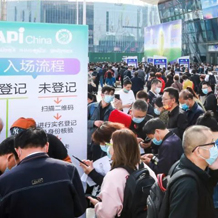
[54,113,62,120]
[54,97,62,104]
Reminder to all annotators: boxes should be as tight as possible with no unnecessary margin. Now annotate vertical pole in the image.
[83,0,86,25]
[76,0,79,25]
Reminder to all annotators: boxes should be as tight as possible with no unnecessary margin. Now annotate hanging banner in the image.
[0,22,88,168]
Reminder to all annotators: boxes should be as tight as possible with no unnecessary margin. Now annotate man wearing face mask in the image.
[88,85,115,160]
[129,100,153,153]
[148,79,162,106]
[179,89,204,127]
[141,118,183,175]
[0,136,18,176]
[202,81,217,113]
[162,87,188,138]
[165,125,218,218]
[119,79,135,114]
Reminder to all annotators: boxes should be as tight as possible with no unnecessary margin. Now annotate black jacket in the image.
[167,105,188,139]
[185,102,204,127]
[149,131,183,175]
[190,74,200,92]
[148,90,157,106]
[0,153,86,218]
[204,91,217,113]
[131,77,144,94]
[168,154,218,218]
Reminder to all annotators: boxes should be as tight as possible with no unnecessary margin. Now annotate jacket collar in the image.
[168,105,179,117]
[180,154,210,182]
[18,152,49,165]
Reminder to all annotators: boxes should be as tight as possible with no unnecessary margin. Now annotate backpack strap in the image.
[159,168,200,218]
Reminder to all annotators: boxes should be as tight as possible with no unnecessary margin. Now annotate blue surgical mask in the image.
[199,146,218,165]
[181,103,189,111]
[155,87,161,94]
[4,167,10,173]
[106,146,112,159]
[154,108,161,115]
[132,117,145,124]
[152,137,162,146]
[123,88,129,93]
[100,145,109,153]
[202,88,208,95]
[104,95,114,103]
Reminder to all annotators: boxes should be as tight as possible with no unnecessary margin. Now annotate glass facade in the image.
[5,0,159,61]
[158,0,218,63]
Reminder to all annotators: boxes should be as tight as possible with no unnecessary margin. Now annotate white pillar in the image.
[83,0,86,25]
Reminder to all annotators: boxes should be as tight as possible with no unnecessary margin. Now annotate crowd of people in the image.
[86,61,218,218]
[1,61,218,217]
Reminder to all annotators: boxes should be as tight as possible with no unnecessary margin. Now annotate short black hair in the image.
[101,85,115,94]
[136,90,148,101]
[143,118,166,135]
[182,75,188,80]
[202,81,211,87]
[151,79,162,86]
[88,92,93,100]
[123,79,132,86]
[163,87,179,104]
[196,111,218,132]
[132,100,148,112]
[15,128,48,149]
[0,136,18,159]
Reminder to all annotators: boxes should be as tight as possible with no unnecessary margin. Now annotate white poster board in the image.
[0,22,88,171]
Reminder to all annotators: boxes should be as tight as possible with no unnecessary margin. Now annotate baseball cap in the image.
[10,117,36,135]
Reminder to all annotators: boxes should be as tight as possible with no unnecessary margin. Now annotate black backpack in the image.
[209,75,216,86]
[147,161,200,218]
[118,163,155,218]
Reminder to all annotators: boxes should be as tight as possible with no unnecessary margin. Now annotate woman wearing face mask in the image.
[119,79,135,114]
[80,122,125,186]
[88,129,156,218]
[153,97,169,126]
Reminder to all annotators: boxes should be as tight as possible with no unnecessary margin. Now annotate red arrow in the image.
[56,136,62,141]
[54,97,62,104]
[54,113,62,120]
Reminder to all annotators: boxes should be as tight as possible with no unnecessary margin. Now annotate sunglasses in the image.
[192,139,218,152]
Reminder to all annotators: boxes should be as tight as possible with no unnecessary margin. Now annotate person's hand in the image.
[141,154,153,164]
[140,141,152,149]
[114,99,122,110]
[94,120,104,127]
[80,160,94,174]
[137,138,144,143]
[88,196,99,206]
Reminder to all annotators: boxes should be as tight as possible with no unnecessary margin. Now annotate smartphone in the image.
[115,94,120,100]
[72,155,88,167]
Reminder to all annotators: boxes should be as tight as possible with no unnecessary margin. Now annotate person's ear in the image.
[146,99,150,104]
[45,142,49,153]
[6,153,13,162]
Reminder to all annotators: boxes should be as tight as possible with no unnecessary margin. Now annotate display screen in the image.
[144,20,182,63]
[201,0,218,19]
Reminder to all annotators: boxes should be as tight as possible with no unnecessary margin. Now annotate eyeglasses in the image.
[192,139,218,152]
[162,98,172,102]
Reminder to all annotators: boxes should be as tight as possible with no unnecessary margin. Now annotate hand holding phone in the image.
[72,155,88,167]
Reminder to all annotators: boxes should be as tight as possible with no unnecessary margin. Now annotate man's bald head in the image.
[182,125,212,155]
[0,118,3,133]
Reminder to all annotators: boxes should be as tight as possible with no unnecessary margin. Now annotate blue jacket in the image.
[88,101,114,145]
[149,131,183,175]
[185,102,204,127]
[0,153,86,218]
